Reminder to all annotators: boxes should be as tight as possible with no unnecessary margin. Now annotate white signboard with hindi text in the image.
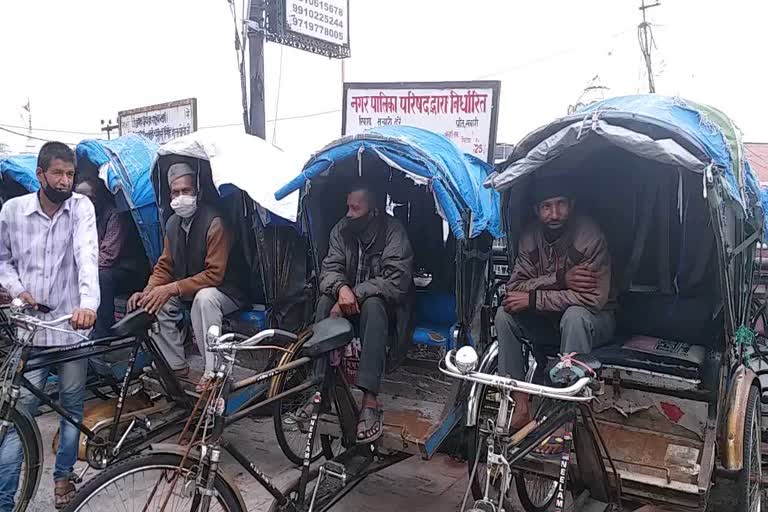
[118,98,198,145]
[342,82,501,163]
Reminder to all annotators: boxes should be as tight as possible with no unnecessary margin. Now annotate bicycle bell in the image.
[455,346,479,374]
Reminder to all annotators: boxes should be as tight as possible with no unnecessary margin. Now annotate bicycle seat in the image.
[301,318,354,357]
[110,309,156,337]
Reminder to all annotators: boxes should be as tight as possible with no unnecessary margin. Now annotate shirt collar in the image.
[23,191,73,218]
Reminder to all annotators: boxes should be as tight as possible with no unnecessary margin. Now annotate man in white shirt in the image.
[0,142,99,510]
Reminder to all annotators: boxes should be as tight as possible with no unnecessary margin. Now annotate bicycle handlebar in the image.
[207,328,298,353]
[439,349,595,402]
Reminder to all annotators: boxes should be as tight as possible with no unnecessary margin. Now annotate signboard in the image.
[342,81,501,163]
[118,98,197,145]
[265,0,350,59]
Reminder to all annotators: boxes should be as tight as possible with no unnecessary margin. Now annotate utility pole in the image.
[638,0,661,93]
[248,0,266,139]
[100,119,119,140]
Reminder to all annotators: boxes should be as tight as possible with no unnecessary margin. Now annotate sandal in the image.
[356,406,383,444]
[54,480,76,509]
[289,398,316,424]
[531,434,567,459]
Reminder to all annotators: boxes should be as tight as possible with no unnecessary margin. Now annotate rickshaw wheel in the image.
[736,386,762,512]
[270,338,337,465]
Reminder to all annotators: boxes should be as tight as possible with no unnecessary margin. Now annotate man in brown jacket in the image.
[128,163,244,391]
[496,177,615,438]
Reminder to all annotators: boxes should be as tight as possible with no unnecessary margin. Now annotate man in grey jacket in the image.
[316,181,414,443]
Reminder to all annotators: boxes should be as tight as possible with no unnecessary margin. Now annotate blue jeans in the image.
[0,356,87,511]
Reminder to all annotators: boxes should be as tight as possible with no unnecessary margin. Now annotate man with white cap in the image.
[128,162,245,391]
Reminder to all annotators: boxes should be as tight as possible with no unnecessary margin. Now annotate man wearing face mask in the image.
[127,163,245,391]
[315,180,414,444]
[0,142,99,509]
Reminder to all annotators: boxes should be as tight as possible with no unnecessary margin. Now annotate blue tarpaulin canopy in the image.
[0,154,39,193]
[76,134,162,264]
[275,125,502,240]
[488,95,766,230]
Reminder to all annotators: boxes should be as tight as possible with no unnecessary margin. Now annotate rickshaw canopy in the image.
[487,94,766,230]
[76,134,163,264]
[156,128,303,223]
[274,125,502,240]
[0,154,38,193]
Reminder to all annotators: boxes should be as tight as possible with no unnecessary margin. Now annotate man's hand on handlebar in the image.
[71,308,96,330]
[330,302,343,318]
[19,292,37,310]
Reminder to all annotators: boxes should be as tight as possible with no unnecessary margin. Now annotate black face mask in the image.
[42,176,72,204]
[347,211,374,235]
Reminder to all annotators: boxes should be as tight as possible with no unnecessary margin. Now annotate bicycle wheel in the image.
[0,407,43,512]
[735,386,762,512]
[63,452,242,512]
[271,344,336,465]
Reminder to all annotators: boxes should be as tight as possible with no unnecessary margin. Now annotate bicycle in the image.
[440,346,621,512]
[0,300,196,512]
[64,317,410,512]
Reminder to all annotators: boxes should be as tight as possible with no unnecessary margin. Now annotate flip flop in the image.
[356,406,383,444]
[530,434,566,459]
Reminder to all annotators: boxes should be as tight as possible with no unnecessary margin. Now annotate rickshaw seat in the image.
[301,318,354,357]
[590,335,707,381]
[110,309,156,337]
[411,290,457,348]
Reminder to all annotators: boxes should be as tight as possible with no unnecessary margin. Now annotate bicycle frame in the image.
[187,346,359,512]
[0,328,193,465]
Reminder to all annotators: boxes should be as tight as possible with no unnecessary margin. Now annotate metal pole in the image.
[248,0,266,139]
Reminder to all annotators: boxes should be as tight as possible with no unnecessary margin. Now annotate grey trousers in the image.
[495,306,615,381]
[151,287,242,375]
[316,294,388,395]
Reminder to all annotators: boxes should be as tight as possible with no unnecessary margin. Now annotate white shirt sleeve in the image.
[72,197,101,311]
[0,203,25,298]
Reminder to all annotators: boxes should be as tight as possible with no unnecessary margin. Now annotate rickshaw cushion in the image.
[110,309,156,337]
[411,290,457,348]
[301,318,354,357]
[590,335,706,380]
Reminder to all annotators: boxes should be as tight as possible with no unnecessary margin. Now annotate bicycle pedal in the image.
[322,461,347,482]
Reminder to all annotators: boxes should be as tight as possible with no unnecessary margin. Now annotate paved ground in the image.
[27,407,472,512]
[25,405,742,512]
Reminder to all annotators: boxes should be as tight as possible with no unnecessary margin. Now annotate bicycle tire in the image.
[63,452,242,512]
[735,386,761,512]
[0,407,43,512]
[271,341,335,465]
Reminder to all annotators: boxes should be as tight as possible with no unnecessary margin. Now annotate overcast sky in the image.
[1,0,766,158]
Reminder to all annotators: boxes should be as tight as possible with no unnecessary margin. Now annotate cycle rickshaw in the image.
[449,94,768,512]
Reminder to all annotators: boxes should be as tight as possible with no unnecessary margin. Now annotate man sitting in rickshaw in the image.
[496,177,615,451]
[316,180,414,444]
[128,163,246,391]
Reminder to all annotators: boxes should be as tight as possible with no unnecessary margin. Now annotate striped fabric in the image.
[0,192,99,346]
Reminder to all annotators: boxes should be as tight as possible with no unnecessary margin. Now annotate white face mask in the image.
[170,194,198,218]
